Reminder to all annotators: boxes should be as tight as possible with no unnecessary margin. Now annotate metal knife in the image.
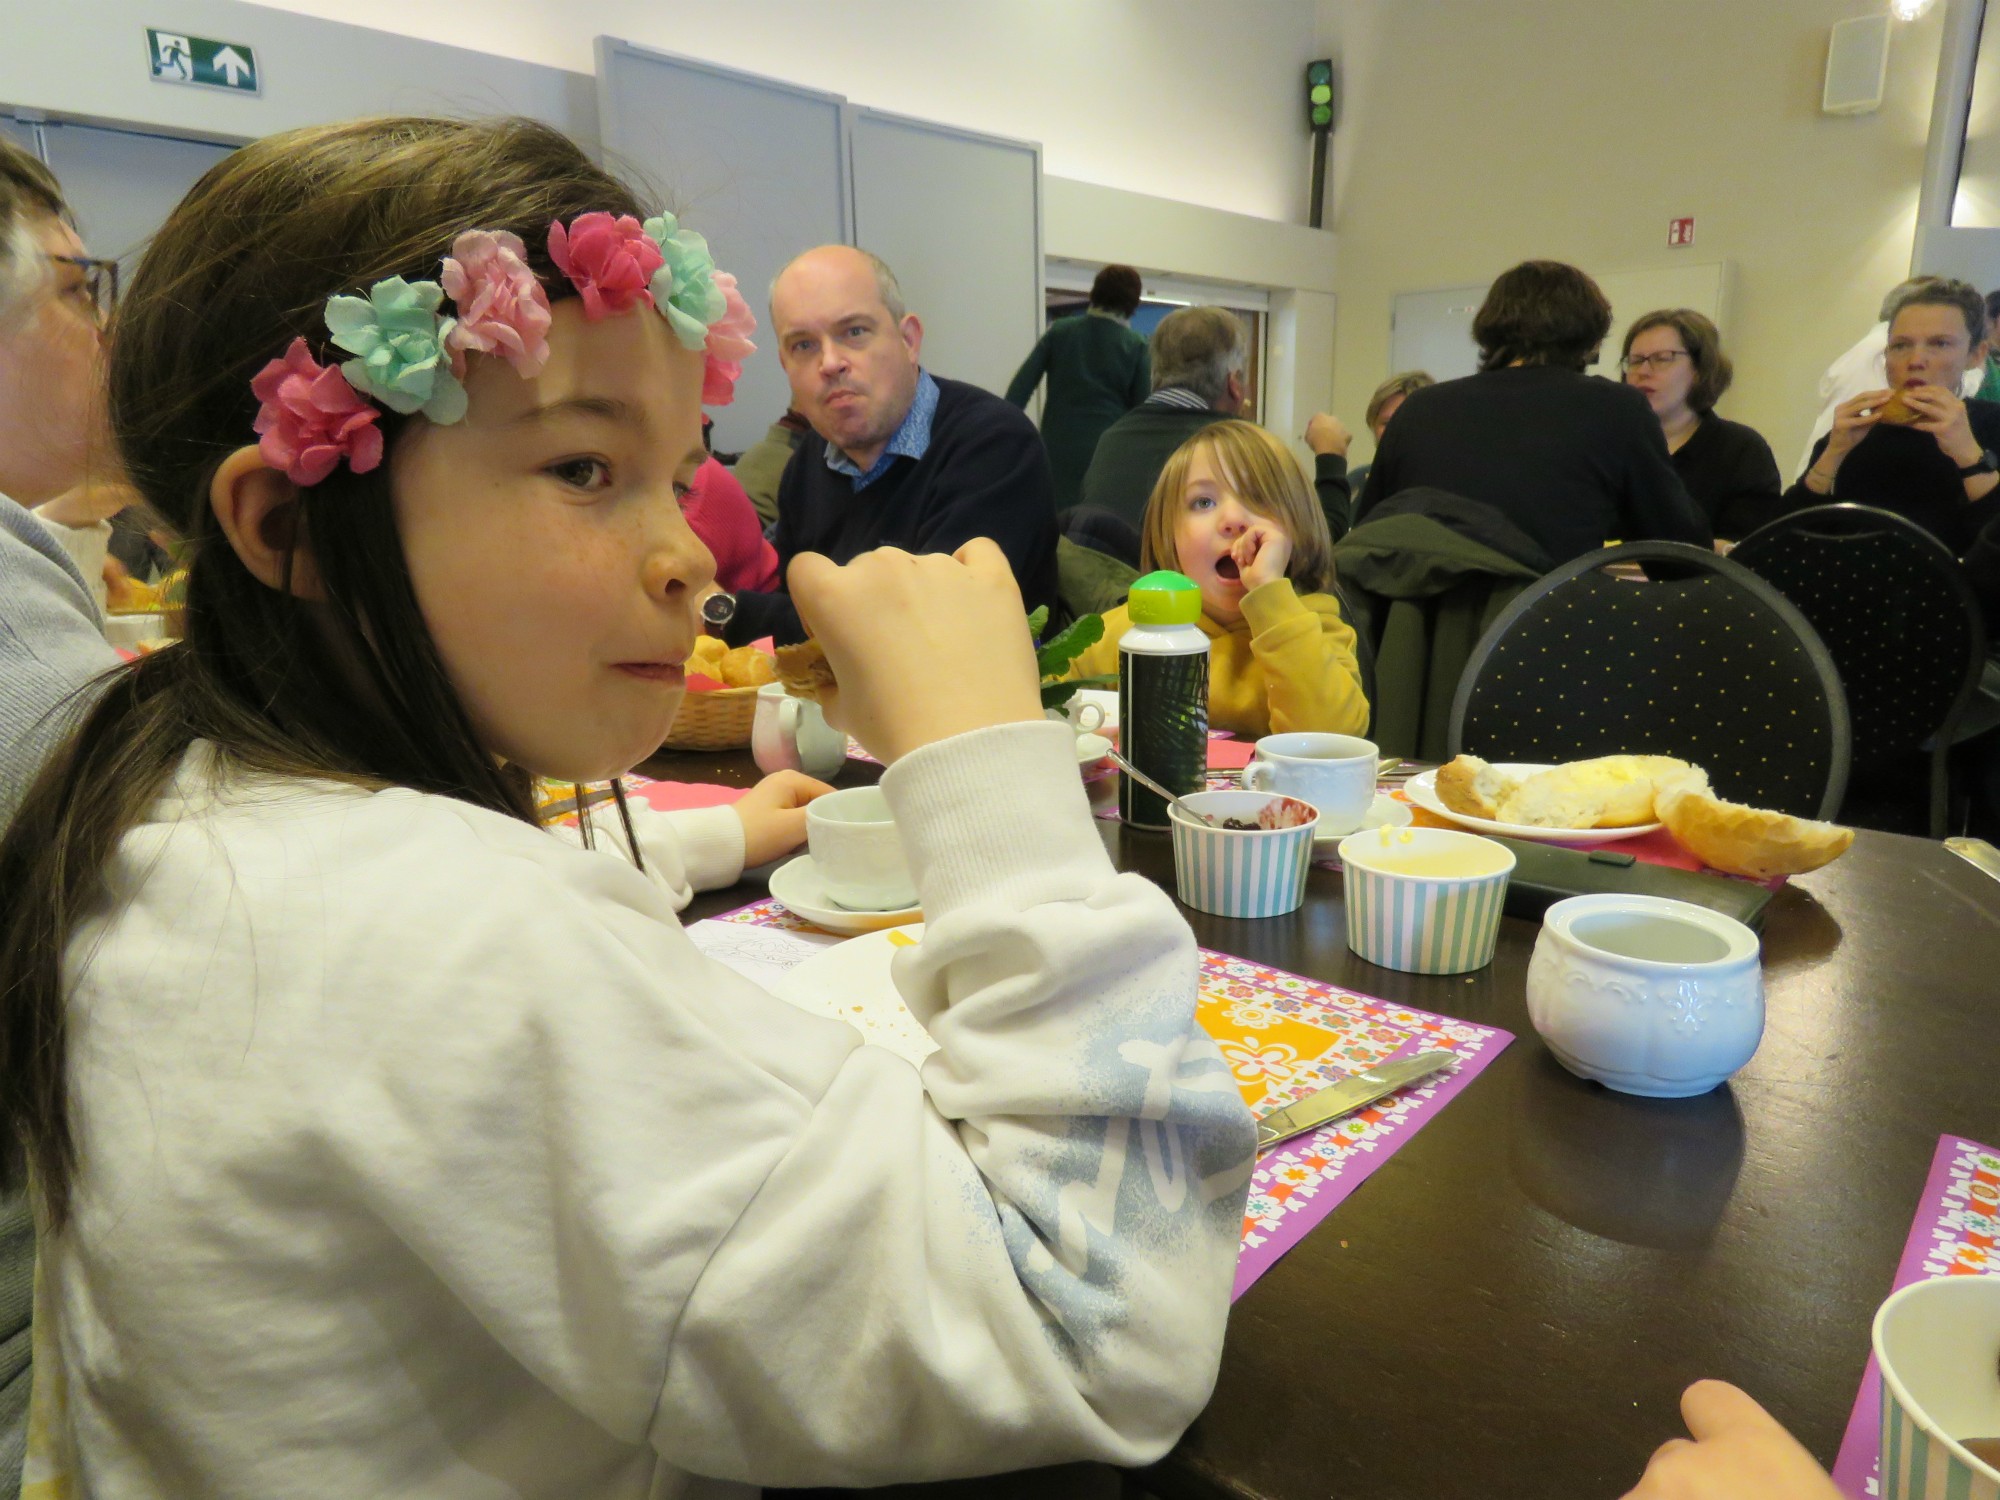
[1255,1049,1458,1151]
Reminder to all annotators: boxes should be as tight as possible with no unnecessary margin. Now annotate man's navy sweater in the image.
[724,376,1059,645]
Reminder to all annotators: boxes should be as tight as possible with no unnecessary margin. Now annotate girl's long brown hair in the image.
[0,117,648,1229]
[1139,419,1334,595]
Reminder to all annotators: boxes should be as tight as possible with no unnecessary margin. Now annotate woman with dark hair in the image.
[1005,262,1152,508]
[1620,308,1781,540]
[1355,259,1711,564]
[1782,277,2000,552]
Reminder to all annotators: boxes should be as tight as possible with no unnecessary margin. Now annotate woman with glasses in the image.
[1620,309,1780,542]
[0,130,120,1500]
[1354,260,1710,565]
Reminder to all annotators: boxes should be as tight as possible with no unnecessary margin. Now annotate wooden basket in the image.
[664,684,760,751]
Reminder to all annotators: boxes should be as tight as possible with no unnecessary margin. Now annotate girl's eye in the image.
[1188,494,1215,512]
[547,457,612,492]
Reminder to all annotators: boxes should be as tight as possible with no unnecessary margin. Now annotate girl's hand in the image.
[1621,1381,1843,1500]
[1233,521,1293,593]
[1901,384,1983,466]
[731,770,834,867]
[787,538,1043,763]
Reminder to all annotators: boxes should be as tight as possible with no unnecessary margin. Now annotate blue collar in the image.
[825,369,939,490]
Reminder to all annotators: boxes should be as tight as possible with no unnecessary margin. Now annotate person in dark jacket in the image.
[1619,308,1781,541]
[1356,260,1712,564]
[1005,264,1149,509]
[1782,277,2000,555]
[722,245,1058,646]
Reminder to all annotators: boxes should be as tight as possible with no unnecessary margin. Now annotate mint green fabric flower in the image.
[324,277,469,423]
[644,213,727,352]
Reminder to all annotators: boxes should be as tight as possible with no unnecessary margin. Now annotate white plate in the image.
[1403,764,1661,846]
[767,855,923,935]
[1312,791,1413,848]
[769,924,937,1068]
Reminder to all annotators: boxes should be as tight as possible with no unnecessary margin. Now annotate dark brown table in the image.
[647,747,2000,1500]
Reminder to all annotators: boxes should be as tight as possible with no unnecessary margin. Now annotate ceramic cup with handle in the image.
[1524,894,1763,1098]
[752,682,847,780]
[805,785,918,912]
[1243,732,1378,837]
[1873,1275,2000,1499]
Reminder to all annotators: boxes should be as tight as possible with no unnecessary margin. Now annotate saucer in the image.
[1076,731,1112,767]
[768,855,922,936]
[1312,792,1413,848]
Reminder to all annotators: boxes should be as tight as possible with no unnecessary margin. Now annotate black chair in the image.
[1447,543,1850,819]
[1731,504,1987,837]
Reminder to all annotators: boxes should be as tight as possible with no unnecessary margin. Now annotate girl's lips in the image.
[615,663,685,684]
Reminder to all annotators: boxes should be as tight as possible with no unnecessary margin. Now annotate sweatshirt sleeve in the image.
[1004,333,1050,409]
[1240,579,1369,736]
[316,721,1254,1489]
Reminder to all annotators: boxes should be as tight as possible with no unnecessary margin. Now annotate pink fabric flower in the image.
[701,271,757,406]
[546,213,663,320]
[440,230,552,378]
[250,338,383,486]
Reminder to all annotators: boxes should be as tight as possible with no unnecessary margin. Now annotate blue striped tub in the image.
[1336,827,1514,975]
[1167,791,1318,919]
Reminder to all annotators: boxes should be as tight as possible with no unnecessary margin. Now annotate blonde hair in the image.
[1139,420,1333,595]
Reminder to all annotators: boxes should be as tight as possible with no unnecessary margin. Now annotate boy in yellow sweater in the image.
[1070,420,1368,738]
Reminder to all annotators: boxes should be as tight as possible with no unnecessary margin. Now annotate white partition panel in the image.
[39,122,234,279]
[849,110,1041,400]
[595,37,851,453]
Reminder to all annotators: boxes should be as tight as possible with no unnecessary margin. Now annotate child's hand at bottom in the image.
[732,770,834,867]
[1622,1381,1842,1500]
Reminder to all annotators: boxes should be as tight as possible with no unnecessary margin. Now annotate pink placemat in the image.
[1830,1134,2000,1496]
[712,897,1509,1297]
[627,777,747,812]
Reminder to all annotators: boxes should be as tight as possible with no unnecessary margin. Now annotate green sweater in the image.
[1006,312,1150,508]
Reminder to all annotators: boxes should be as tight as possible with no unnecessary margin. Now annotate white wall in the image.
[1317,0,1946,470]
[244,0,1327,225]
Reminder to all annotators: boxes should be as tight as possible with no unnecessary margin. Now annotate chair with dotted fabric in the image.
[1731,503,1986,837]
[1447,542,1850,819]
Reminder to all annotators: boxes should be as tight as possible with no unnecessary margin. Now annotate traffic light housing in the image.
[1305,59,1334,132]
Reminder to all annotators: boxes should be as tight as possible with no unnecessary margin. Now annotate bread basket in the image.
[663,683,759,751]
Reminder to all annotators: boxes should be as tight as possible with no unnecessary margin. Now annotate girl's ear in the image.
[209,445,327,600]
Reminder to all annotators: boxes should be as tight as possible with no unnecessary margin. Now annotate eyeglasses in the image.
[50,254,119,324]
[1620,350,1690,373]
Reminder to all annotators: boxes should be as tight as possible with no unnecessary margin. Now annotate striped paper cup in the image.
[1168,791,1319,919]
[1874,1276,2000,1500]
[1337,826,1514,974]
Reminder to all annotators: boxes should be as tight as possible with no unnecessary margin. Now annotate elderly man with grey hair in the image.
[715,243,1058,646]
[0,130,123,1500]
[1078,304,1353,541]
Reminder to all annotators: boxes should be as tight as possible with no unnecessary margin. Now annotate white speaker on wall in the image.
[1824,14,1891,116]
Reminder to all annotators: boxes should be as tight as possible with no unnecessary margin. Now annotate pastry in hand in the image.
[1871,389,1922,426]
[1653,771,1854,879]
[774,639,838,702]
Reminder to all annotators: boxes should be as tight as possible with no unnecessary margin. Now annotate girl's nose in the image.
[643,513,716,604]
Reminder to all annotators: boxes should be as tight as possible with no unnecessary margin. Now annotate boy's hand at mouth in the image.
[1231,521,1293,593]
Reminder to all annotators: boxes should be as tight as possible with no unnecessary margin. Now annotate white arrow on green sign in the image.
[145,29,261,96]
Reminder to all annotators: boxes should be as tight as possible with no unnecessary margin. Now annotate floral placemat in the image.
[696,899,1510,1298]
[1830,1135,2000,1496]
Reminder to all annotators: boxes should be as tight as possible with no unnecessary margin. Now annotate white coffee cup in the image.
[805,785,917,911]
[752,682,846,780]
[1242,732,1378,837]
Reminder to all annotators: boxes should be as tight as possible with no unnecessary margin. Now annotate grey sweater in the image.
[0,494,118,1494]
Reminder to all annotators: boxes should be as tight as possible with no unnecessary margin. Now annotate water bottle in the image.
[1119,570,1209,829]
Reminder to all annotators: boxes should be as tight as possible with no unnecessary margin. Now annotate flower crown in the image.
[250,212,755,487]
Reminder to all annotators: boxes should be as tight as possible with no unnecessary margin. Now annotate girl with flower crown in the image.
[0,118,1252,1499]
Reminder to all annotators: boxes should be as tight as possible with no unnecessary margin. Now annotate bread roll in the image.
[719,644,777,688]
[687,636,729,681]
[775,639,838,702]
[1871,390,1922,426]
[1435,755,1518,821]
[1497,754,1691,829]
[1653,772,1854,879]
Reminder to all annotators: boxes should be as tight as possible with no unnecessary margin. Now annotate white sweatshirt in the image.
[35,719,1254,1499]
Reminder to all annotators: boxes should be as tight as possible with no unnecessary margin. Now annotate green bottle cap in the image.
[1126,570,1203,626]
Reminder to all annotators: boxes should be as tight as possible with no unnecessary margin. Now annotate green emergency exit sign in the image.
[146,29,260,96]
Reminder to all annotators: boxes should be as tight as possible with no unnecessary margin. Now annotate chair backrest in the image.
[1448,543,1851,818]
[1730,503,1987,768]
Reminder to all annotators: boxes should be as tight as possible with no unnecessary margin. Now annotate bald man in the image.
[719,246,1058,645]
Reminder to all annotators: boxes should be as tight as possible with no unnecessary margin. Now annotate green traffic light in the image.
[1311,84,1331,104]
[1311,105,1332,126]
